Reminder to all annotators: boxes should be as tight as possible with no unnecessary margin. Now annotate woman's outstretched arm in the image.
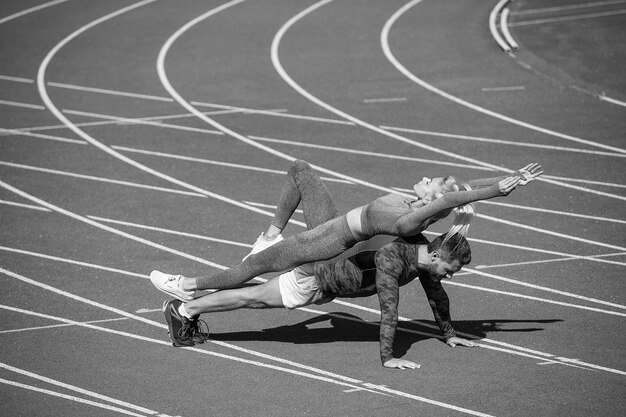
[393,177,520,236]
[466,163,543,189]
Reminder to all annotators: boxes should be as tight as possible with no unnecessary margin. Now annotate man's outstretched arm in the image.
[419,279,477,348]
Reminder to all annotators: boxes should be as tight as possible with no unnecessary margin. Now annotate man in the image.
[152,232,477,370]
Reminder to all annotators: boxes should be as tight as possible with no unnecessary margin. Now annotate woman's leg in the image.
[190,216,356,290]
[268,160,339,234]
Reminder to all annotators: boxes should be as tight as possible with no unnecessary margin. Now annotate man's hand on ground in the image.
[446,336,478,348]
[383,358,421,370]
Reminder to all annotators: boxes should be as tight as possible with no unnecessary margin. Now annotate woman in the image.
[151,160,542,300]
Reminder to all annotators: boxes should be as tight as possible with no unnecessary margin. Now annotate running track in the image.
[1,0,625,416]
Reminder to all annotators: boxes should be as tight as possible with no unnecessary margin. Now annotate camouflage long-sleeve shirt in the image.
[313,235,456,364]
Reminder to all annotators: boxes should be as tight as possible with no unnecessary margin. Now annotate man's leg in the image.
[184,275,284,316]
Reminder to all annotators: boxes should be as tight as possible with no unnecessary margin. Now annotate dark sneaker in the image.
[162,300,194,347]
[191,317,210,344]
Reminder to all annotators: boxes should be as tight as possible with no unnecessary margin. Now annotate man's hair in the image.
[427,233,471,265]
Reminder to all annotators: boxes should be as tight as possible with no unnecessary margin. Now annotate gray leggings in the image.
[195,160,358,290]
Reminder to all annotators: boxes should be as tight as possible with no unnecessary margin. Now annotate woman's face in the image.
[413,177,445,202]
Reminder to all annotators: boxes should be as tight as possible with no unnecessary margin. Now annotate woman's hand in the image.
[518,163,543,185]
[498,176,521,195]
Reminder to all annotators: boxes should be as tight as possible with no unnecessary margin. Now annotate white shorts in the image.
[278,267,334,309]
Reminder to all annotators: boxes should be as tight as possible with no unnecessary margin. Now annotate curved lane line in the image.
[268,0,626,250]
[157,0,626,254]
[489,0,513,52]
[156,0,414,195]
[270,0,626,205]
[381,0,626,155]
[35,0,277,220]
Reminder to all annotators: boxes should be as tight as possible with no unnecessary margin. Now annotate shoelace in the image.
[191,318,210,342]
[178,318,195,342]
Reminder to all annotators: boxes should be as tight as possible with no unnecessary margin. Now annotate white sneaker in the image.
[242,233,284,261]
[150,270,195,302]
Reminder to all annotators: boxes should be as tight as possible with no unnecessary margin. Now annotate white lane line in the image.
[464,267,626,310]
[535,175,626,189]
[110,146,354,184]
[476,213,626,251]
[393,186,626,223]
[481,86,525,92]
[598,95,626,107]
[191,100,353,125]
[48,82,174,102]
[0,127,87,144]
[448,281,626,317]
[455,233,626,267]
[0,161,207,198]
[0,317,128,334]
[0,75,34,83]
[86,215,262,247]
[509,9,626,26]
[63,109,225,135]
[489,0,513,52]
[380,125,626,158]
[511,0,626,15]
[0,362,157,415]
[500,8,519,50]
[381,0,626,154]
[0,99,45,110]
[363,97,407,103]
[475,251,626,269]
[248,135,494,170]
[0,199,51,212]
[0,378,149,417]
[0,0,72,25]
[0,245,148,279]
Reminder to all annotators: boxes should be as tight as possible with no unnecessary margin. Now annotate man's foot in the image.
[150,270,195,302]
[242,233,284,261]
[162,300,195,347]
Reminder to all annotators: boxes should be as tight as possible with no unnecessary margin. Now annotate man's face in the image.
[427,254,464,282]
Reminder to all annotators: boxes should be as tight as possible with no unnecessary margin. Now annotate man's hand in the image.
[446,337,478,348]
[383,358,421,370]
[517,163,543,185]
